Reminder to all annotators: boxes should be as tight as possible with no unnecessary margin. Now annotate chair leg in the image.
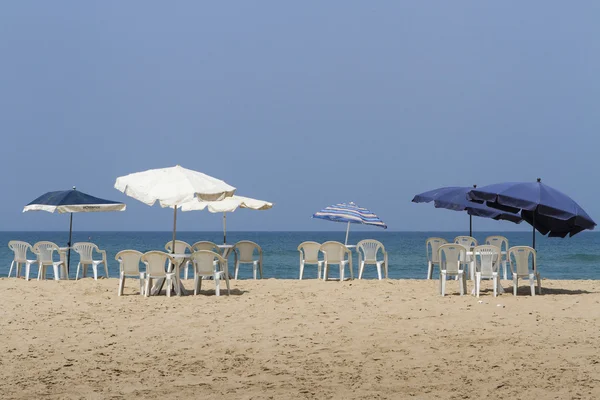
[184,263,189,280]
[502,261,508,280]
[259,261,263,279]
[92,265,98,281]
[340,264,344,282]
[529,273,535,296]
[37,264,43,280]
[459,273,465,296]
[252,262,257,280]
[104,262,109,278]
[476,273,481,297]
[323,262,328,281]
[299,261,304,280]
[376,263,382,280]
[513,277,518,296]
[25,263,31,281]
[493,275,498,297]
[166,276,172,297]
[52,265,60,280]
[317,262,322,280]
[215,274,220,296]
[441,272,446,296]
[118,272,125,296]
[145,277,152,297]
[75,263,81,280]
[234,261,239,280]
[537,273,542,294]
[139,273,146,295]
[8,260,15,278]
[194,274,199,295]
[358,261,364,279]
[427,261,433,279]
[225,275,231,295]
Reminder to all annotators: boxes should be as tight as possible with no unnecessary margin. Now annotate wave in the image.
[559,254,600,262]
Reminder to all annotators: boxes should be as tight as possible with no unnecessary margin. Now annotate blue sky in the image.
[1,1,598,232]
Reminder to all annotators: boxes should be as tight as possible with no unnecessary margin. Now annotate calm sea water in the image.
[2,231,599,280]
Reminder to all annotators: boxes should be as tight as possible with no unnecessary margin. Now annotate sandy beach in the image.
[1,277,599,399]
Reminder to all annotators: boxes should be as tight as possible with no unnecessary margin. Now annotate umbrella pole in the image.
[532,212,536,250]
[172,207,177,253]
[67,212,73,275]
[223,212,227,244]
[344,221,350,245]
[469,214,472,237]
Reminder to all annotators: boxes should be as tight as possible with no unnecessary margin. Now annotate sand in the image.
[1,277,599,399]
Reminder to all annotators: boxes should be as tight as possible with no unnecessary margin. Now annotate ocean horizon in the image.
[2,230,598,280]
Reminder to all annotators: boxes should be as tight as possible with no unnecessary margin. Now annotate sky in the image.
[0,1,598,232]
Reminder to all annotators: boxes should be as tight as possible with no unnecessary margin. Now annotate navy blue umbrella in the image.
[412,185,522,236]
[468,179,596,247]
[24,187,126,271]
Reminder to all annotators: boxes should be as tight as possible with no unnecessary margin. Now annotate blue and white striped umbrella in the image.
[312,202,387,244]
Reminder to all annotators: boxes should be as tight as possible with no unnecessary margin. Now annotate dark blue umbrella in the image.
[24,187,126,271]
[412,185,522,236]
[468,179,596,247]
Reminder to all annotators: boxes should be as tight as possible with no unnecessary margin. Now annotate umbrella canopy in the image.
[180,195,273,244]
[468,179,596,245]
[412,186,522,236]
[114,165,236,254]
[312,202,387,245]
[23,187,126,271]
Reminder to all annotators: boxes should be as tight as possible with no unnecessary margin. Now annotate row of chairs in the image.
[297,240,388,281]
[116,249,230,297]
[8,241,109,281]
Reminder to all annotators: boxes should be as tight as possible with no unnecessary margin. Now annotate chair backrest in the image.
[233,241,261,262]
[485,236,509,260]
[426,237,448,263]
[297,241,321,263]
[164,240,192,254]
[115,250,143,275]
[319,241,348,264]
[191,250,225,275]
[508,246,536,277]
[191,241,221,254]
[141,251,174,277]
[8,241,33,262]
[357,239,384,262]
[454,236,477,249]
[33,241,60,263]
[72,242,99,263]
[473,245,501,278]
[438,244,466,275]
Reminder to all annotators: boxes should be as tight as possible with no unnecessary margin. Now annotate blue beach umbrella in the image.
[412,185,523,236]
[23,187,126,271]
[468,179,596,247]
[312,202,387,244]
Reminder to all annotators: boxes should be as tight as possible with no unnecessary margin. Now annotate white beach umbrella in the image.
[114,165,236,249]
[180,195,273,243]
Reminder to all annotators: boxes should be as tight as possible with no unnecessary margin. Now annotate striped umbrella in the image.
[312,202,387,244]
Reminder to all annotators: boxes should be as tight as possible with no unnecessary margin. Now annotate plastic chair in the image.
[165,240,192,280]
[191,241,221,254]
[191,250,230,296]
[508,246,542,296]
[356,239,388,280]
[297,241,323,280]
[426,238,448,279]
[115,250,145,296]
[33,241,68,280]
[473,245,501,297]
[233,241,263,280]
[141,251,178,297]
[485,236,509,280]
[320,241,353,282]
[438,244,467,296]
[72,242,109,280]
[454,236,478,280]
[8,241,37,280]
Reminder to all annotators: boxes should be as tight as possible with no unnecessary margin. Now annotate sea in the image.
[1,231,599,280]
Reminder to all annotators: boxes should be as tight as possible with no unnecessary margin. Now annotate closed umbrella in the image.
[23,187,126,271]
[412,185,522,236]
[180,195,273,244]
[468,179,596,248]
[114,165,236,252]
[312,202,387,245]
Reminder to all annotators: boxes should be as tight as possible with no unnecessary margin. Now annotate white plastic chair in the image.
[191,250,230,296]
[485,236,509,280]
[165,240,192,280]
[454,236,478,280]
[141,251,178,297]
[115,250,145,296]
[8,241,37,281]
[72,242,109,280]
[508,246,542,296]
[437,244,467,296]
[473,245,501,297]
[298,241,323,280]
[426,237,448,279]
[233,241,263,280]
[33,241,68,280]
[356,239,388,280]
[191,241,221,254]
[320,241,353,282]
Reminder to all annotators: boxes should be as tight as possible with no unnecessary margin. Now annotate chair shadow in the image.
[181,288,248,297]
[477,286,594,296]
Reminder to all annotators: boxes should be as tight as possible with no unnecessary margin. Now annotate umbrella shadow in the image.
[535,287,594,295]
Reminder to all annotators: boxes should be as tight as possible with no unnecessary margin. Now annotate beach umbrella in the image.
[468,179,596,248]
[412,185,523,236]
[312,202,387,245]
[180,195,273,244]
[23,187,126,271]
[114,165,236,252]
